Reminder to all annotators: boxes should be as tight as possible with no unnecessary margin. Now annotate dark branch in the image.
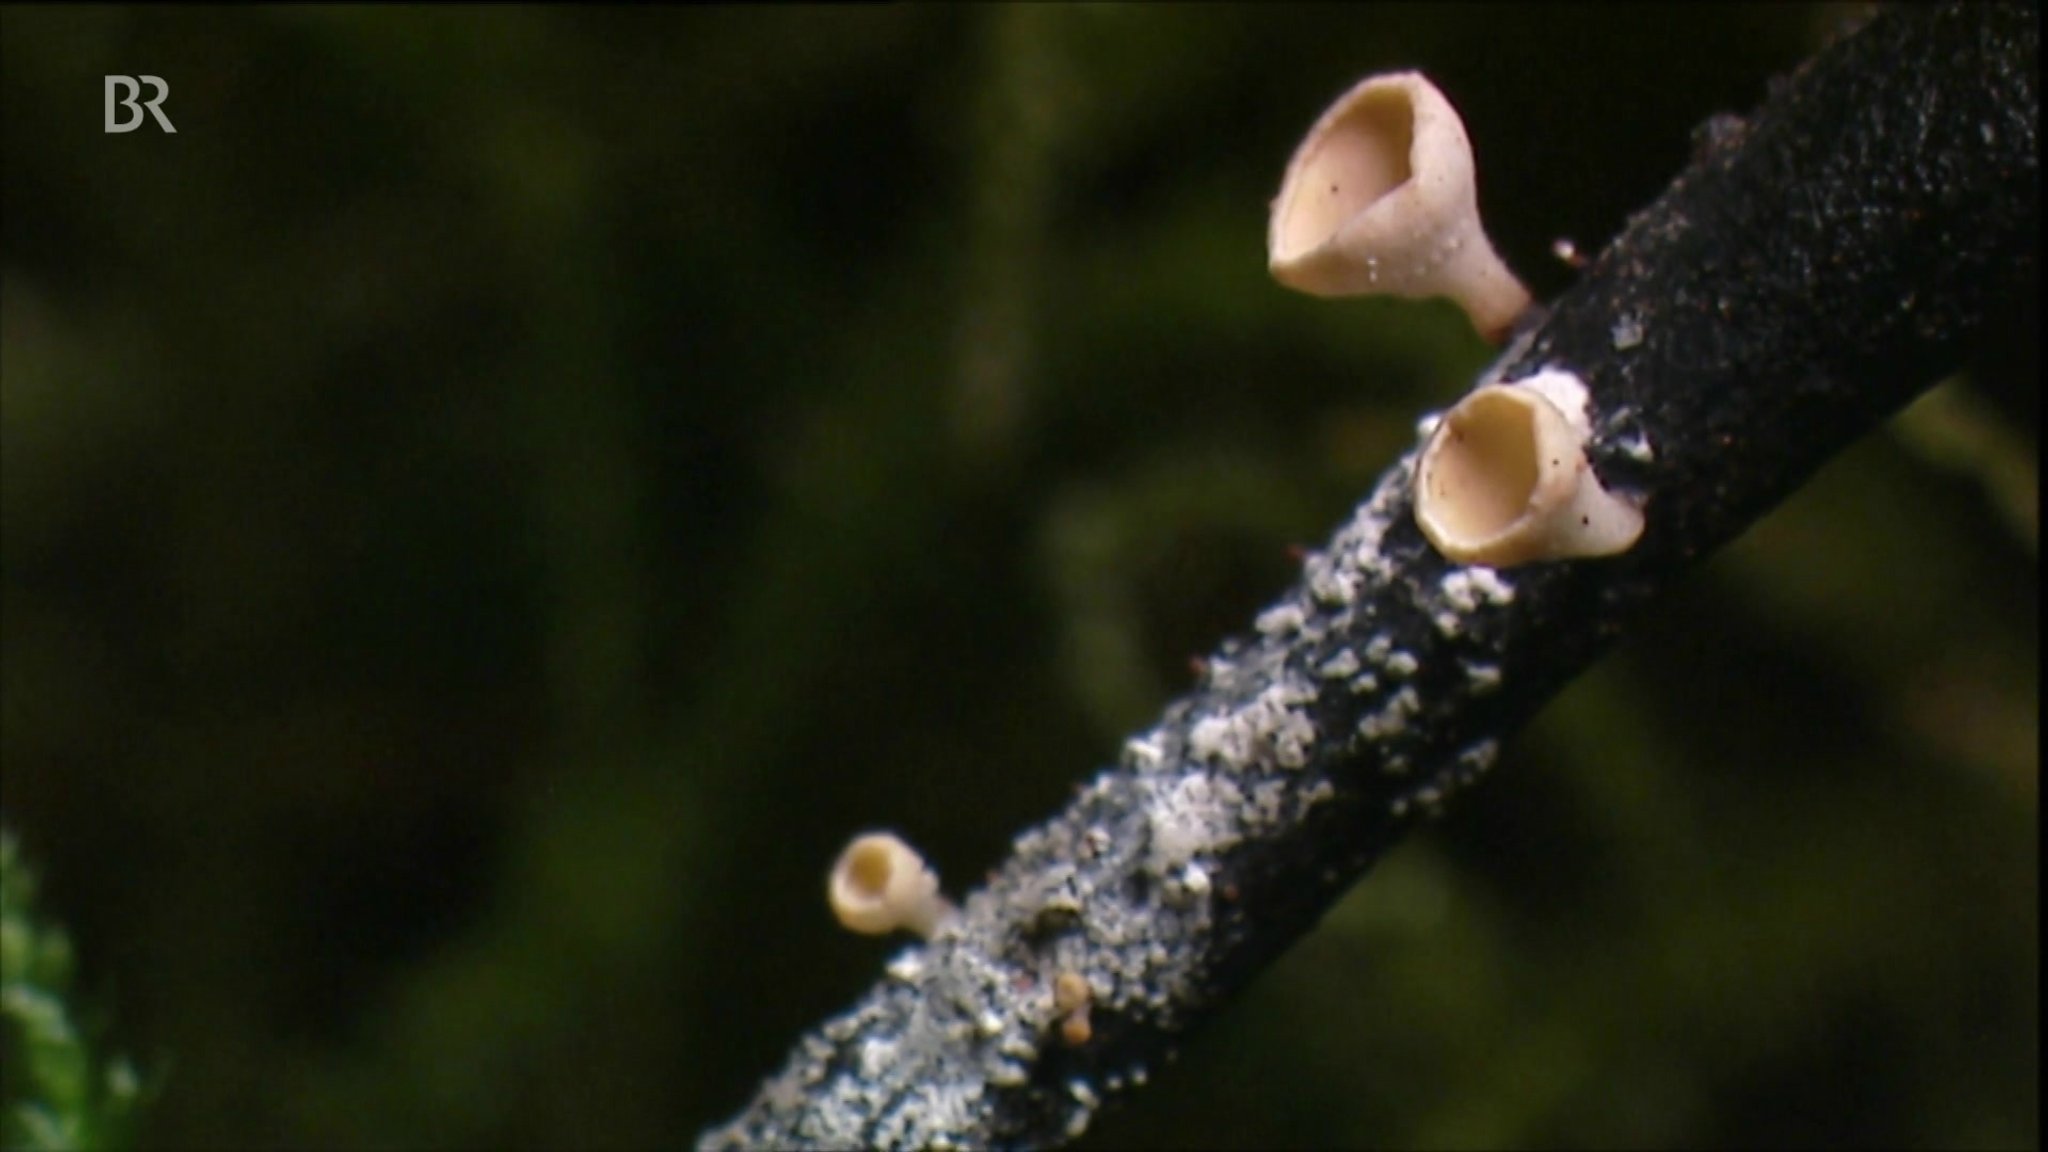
[698,5,2038,1148]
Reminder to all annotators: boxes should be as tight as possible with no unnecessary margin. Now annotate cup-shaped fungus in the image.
[828,832,954,938]
[1415,378,1644,567]
[1268,72,1531,342]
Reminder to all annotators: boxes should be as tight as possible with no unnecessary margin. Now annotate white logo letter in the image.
[105,75,175,133]
[137,75,176,133]
[105,75,142,133]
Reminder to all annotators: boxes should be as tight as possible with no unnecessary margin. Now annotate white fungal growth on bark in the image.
[1392,739,1502,819]
[1358,686,1422,742]
[1304,550,1363,606]
[1440,566,1516,613]
[1146,771,1246,871]
[1255,602,1307,637]
[1123,735,1164,769]
[1611,314,1645,349]
[1187,675,1319,771]
[1355,514,1402,581]
[1317,649,1362,679]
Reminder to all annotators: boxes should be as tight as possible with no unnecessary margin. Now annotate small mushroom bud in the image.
[1053,971,1094,1047]
[1267,72,1531,342]
[1052,971,1092,1014]
[1414,370,1645,567]
[1059,1007,1093,1048]
[828,832,954,938]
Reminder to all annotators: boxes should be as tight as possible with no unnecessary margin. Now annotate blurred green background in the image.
[1,4,2035,1148]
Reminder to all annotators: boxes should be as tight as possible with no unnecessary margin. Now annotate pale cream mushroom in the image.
[1053,971,1094,1047]
[1414,372,1644,566]
[1268,72,1531,342]
[827,832,954,938]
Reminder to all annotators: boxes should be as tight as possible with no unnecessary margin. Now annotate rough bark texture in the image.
[698,4,2038,1148]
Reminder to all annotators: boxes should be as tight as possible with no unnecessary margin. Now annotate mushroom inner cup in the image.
[844,843,893,897]
[1425,391,1541,541]
[1272,87,1417,260]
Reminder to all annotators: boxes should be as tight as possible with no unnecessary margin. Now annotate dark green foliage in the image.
[2,831,144,1150]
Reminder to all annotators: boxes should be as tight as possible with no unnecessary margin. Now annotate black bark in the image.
[699,5,2038,1148]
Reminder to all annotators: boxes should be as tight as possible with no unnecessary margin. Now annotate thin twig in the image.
[699,5,2037,1147]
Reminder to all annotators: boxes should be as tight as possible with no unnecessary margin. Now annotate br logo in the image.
[105,75,177,134]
